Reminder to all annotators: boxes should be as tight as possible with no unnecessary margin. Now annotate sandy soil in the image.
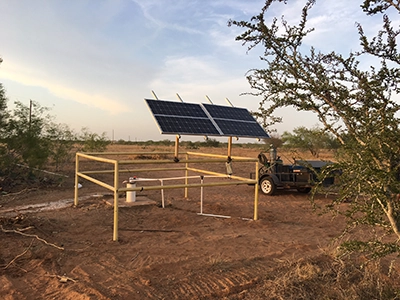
[0,188,346,299]
[0,147,348,299]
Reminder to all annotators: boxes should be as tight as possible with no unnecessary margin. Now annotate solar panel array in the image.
[202,103,268,138]
[145,99,269,139]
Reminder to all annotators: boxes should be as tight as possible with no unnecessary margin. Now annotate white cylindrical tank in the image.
[126,177,137,202]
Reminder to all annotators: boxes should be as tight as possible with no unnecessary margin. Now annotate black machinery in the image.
[256,146,334,195]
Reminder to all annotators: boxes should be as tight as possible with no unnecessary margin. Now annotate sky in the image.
[0,0,387,142]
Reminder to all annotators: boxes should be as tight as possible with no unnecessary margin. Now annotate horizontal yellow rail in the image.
[187,151,258,161]
[77,153,116,164]
[82,151,175,156]
[77,172,115,191]
[187,167,253,182]
[118,180,256,193]
[80,167,186,175]
[117,158,232,165]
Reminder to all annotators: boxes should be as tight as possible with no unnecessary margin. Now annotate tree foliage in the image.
[5,101,53,170]
[0,101,110,183]
[230,0,400,257]
[0,60,110,188]
[281,126,339,157]
[0,84,8,132]
[263,134,283,149]
[78,127,110,152]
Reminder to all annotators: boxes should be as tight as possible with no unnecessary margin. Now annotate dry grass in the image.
[242,253,400,300]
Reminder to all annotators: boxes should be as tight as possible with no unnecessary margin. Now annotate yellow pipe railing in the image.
[74,153,80,206]
[118,180,255,192]
[186,151,257,161]
[76,172,115,191]
[113,161,119,241]
[254,161,260,220]
[75,152,116,163]
[82,151,175,156]
[80,167,186,175]
[186,167,254,182]
[74,151,261,241]
[185,152,189,198]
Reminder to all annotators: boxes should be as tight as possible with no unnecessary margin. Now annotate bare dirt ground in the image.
[0,146,397,299]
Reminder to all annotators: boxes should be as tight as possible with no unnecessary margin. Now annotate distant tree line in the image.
[115,128,342,154]
[0,76,109,187]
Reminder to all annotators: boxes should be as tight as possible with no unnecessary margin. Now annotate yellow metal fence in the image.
[74,151,260,241]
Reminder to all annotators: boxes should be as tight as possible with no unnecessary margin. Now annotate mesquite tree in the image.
[230,0,400,257]
[281,126,339,157]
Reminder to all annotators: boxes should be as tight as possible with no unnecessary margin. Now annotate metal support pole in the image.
[254,161,259,221]
[74,153,79,206]
[200,176,204,214]
[176,93,184,102]
[185,153,189,198]
[113,161,120,241]
[225,97,234,107]
[151,90,159,100]
[174,135,180,161]
[161,179,165,208]
[227,137,232,157]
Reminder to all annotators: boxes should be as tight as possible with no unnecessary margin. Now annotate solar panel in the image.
[145,99,221,136]
[213,119,269,138]
[153,116,220,135]
[202,104,255,122]
[145,98,269,139]
[202,103,269,138]
[146,99,206,118]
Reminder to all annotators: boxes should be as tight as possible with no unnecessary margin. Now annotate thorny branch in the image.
[3,239,34,270]
[1,225,64,250]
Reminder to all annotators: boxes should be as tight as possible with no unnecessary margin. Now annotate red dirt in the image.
[0,181,347,299]
[0,146,354,299]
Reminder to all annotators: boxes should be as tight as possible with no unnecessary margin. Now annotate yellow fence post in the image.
[74,153,79,206]
[113,160,120,241]
[185,152,189,198]
[254,161,259,221]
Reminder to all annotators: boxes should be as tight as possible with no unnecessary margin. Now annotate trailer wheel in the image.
[260,177,276,195]
[297,187,311,193]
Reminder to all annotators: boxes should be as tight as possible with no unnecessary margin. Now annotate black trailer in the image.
[256,147,334,195]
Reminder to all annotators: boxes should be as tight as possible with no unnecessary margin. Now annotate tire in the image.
[297,187,311,193]
[260,177,276,195]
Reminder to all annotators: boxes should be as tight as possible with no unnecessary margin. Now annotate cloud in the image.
[148,55,257,109]
[131,0,204,34]
[1,61,130,114]
[0,1,161,114]
[2,0,385,140]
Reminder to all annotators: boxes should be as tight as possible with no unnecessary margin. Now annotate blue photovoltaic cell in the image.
[213,119,269,138]
[154,116,220,135]
[202,103,269,138]
[146,99,206,118]
[202,104,255,122]
[145,98,269,138]
[145,99,220,136]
